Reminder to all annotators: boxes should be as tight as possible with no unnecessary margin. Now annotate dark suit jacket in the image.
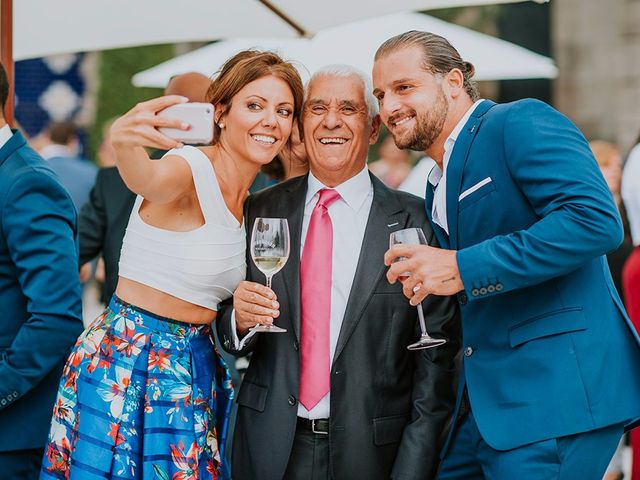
[78,166,135,304]
[217,173,460,480]
[0,130,83,451]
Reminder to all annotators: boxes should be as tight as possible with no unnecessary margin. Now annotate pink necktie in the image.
[299,188,341,410]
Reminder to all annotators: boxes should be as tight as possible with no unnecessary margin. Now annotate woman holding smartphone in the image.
[41,50,303,480]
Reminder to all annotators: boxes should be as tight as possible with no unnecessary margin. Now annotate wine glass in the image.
[250,217,290,333]
[389,228,447,350]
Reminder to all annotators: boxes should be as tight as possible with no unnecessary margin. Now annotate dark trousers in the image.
[283,425,330,480]
[437,409,623,480]
[0,448,44,480]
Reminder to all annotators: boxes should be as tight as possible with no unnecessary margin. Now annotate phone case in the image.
[158,102,214,145]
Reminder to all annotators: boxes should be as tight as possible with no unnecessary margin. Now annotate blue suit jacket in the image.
[47,155,98,212]
[0,131,83,451]
[426,100,640,452]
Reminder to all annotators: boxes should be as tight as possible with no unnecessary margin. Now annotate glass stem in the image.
[416,302,428,336]
[266,274,273,289]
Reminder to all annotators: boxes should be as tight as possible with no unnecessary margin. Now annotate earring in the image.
[218,122,225,129]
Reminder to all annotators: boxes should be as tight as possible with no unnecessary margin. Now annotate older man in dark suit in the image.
[217,65,460,480]
[0,63,83,479]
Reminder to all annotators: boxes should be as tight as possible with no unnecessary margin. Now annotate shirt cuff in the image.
[230,309,257,350]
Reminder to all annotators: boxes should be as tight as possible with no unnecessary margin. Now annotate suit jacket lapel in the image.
[332,174,408,365]
[278,176,307,342]
[424,178,450,249]
[445,100,495,248]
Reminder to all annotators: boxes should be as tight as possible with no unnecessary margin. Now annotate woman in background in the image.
[41,50,303,480]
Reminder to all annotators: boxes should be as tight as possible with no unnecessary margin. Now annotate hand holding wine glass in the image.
[250,217,290,333]
[389,228,447,350]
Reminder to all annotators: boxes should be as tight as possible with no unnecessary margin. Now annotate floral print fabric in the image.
[40,295,233,480]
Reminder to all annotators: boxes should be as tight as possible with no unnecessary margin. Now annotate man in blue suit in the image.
[373,31,640,478]
[0,63,83,478]
[40,121,98,212]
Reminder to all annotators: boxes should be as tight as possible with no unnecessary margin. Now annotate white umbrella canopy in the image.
[132,12,557,88]
[15,0,546,61]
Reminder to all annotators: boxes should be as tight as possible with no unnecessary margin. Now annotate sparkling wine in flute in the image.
[389,228,446,350]
[250,217,290,333]
[253,256,287,276]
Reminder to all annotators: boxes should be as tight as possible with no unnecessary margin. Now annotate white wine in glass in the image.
[252,256,288,276]
[389,228,447,350]
[250,217,290,333]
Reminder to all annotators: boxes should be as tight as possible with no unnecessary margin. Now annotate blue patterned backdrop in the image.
[14,53,86,138]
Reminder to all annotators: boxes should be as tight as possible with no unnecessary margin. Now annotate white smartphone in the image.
[158,102,214,145]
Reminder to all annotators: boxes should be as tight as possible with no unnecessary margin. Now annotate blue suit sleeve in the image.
[457,100,622,297]
[0,170,84,409]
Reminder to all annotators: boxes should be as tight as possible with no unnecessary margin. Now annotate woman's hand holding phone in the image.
[158,103,214,145]
[111,95,191,151]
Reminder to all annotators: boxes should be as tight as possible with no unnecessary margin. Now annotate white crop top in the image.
[118,146,246,311]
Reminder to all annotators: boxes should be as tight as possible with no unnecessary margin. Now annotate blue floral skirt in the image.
[40,295,233,480]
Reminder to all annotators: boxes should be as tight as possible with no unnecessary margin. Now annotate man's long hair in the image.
[375,30,479,101]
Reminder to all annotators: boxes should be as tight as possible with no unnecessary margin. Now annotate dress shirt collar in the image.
[428,99,484,188]
[306,165,372,212]
[40,144,75,160]
[0,124,12,150]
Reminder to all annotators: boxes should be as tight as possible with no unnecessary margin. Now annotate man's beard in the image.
[393,88,449,151]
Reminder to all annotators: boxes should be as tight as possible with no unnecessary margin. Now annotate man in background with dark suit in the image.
[217,65,460,480]
[0,62,83,479]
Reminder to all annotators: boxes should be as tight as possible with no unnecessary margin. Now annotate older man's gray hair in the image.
[305,64,379,124]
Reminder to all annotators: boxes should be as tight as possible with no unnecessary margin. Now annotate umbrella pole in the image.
[257,0,307,37]
[1,0,13,126]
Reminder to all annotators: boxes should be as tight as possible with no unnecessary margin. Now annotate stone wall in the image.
[553,0,640,155]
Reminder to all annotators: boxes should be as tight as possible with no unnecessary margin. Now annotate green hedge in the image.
[89,44,175,160]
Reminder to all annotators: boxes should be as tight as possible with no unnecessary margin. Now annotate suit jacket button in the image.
[288,395,297,406]
[0,399,6,406]
[458,293,468,305]
[487,285,495,293]
[471,288,480,297]
[495,283,503,291]
[479,287,487,295]
[293,340,299,351]
[464,346,474,357]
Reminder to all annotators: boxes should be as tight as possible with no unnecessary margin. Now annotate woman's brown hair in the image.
[206,50,304,145]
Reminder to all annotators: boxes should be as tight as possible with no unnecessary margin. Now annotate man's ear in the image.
[445,68,465,98]
[369,115,381,145]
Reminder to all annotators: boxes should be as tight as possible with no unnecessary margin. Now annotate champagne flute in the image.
[250,217,290,333]
[389,228,447,350]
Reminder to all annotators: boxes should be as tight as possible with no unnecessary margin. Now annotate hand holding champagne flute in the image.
[250,217,290,333]
[389,228,447,350]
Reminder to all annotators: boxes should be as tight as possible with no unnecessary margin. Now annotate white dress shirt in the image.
[397,156,436,198]
[428,99,484,234]
[298,166,373,419]
[0,124,13,150]
[622,143,640,246]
